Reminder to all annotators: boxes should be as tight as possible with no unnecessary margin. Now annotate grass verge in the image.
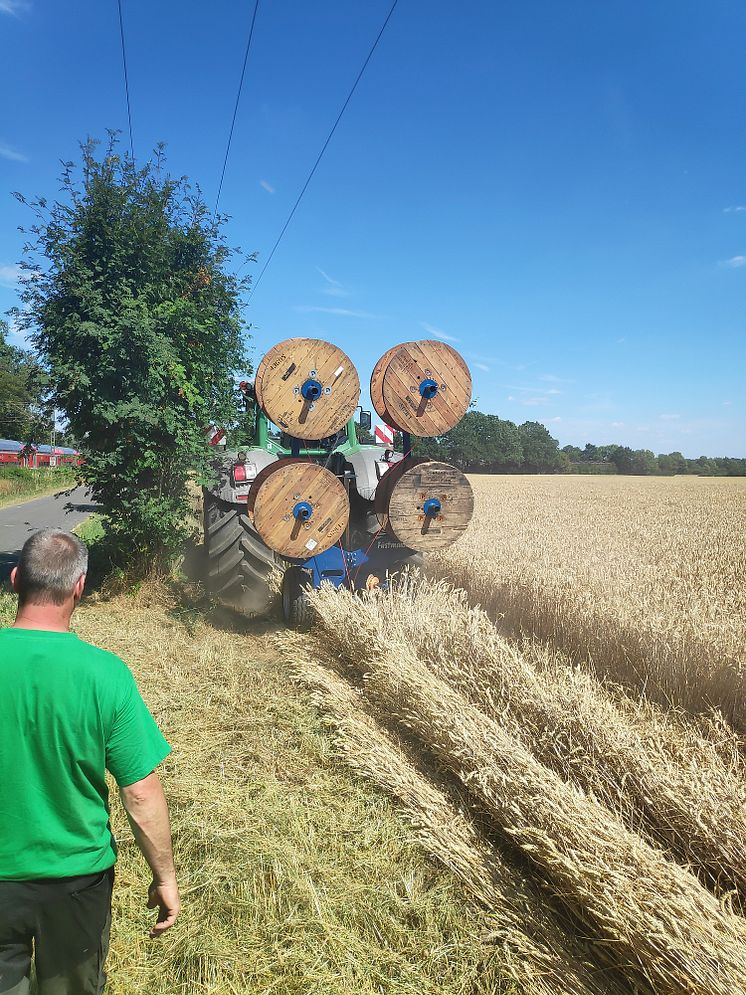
[0,466,78,509]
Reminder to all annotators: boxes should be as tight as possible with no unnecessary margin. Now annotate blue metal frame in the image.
[298,533,415,592]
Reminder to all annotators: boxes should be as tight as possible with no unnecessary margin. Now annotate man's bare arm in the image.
[119,771,180,937]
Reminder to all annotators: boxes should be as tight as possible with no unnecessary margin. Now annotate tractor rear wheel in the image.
[281,566,313,629]
[203,491,275,614]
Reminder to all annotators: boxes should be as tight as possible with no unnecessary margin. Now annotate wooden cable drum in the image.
[246,458,304,521]
[370,343,411,431]
[255,338,361,440]
[384,460,473,552]
[252,460,350,558]
[374,340,472,437]
[373,457,424,530]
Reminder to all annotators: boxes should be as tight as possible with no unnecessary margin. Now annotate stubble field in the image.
[285,474,746,995]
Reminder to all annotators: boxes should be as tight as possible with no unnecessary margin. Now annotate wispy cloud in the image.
[316,266,349,298]
[723,206,746,214]
[722,400,732,407]
[259,179,275,194]
[420,321,459,343]
[0,263,22,287]
[317,267,340,288]
[294,305,383,319]
[721,255,746,268]
[539,373,573,384]
[500,383,562,397]
[0,0,31,16]
[473,362,490,372]
[0,142,28,162]
[659,413,680,421]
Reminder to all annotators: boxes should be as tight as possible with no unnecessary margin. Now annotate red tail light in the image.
[233,463,247,483]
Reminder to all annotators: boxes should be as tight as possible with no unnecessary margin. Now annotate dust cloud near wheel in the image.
[252,460,350,558]
[385,460,474,552]
[255,338,361,440]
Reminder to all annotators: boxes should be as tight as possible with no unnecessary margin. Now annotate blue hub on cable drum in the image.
[301,379,323,401]
[419,378,438,399]
[423,498,441,517]
[293,501,314,521]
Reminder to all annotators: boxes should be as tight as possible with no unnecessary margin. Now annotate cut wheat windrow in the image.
[289,584,746,995]
[362,574,746,903]
[292,656,631,995]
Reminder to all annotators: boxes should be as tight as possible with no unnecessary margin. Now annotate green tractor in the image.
[203,384,413,621]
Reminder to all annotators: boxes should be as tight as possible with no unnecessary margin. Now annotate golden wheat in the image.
[431,475,746,728]
[363,574,746,902]
[294,658,625,995]
[285,584,746,994]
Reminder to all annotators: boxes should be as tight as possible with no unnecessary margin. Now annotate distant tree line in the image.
[408,411,746,476]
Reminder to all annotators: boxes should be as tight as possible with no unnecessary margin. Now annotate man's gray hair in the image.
[15,529,89,606]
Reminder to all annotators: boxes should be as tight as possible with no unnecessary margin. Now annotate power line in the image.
[247,0,399,297]
[117,0,135,159]
[215,0,261,216]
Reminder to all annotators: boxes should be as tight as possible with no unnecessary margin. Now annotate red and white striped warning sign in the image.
[374,423,395,447]
[206,425,227,446]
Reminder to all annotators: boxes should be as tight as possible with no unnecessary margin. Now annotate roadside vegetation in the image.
[0,465,77,509]
[13,136,251,566]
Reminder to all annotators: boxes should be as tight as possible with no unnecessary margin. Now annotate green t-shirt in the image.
[0,627,171,880]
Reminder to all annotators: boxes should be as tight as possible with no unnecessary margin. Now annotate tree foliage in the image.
[0,319,51,442]
[409,409,744,476]
[13,137,250,562]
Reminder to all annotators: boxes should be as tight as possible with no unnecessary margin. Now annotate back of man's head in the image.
[15,529,88,606]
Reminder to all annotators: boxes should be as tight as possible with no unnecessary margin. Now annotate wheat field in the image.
[283,474,746,995]
[432,475,746,726]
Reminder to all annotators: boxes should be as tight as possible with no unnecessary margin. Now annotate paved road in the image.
[0,487,97,582]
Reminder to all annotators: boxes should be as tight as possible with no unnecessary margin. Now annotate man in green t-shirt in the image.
[0,529,180,994]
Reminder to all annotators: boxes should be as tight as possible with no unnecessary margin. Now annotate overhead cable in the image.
[215,0,262,216]
[116,0,135,159]
[247,0,399,296]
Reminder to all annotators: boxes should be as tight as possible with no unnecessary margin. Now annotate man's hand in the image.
[147,877,180,938]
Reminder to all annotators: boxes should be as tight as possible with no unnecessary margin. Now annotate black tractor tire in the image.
[203,490,275,615]
[282,566,313,629]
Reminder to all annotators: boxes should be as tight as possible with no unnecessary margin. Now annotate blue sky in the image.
[1,0,744,456]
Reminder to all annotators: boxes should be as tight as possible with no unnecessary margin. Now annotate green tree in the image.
[14,137,249,564]
[517,421,563,473]
[612,447,658,475]
[658,451,688,475]
[421,412,523,471]
[0,319,51,442]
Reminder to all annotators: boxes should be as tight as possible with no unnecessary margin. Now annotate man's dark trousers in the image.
[0,868,113,995]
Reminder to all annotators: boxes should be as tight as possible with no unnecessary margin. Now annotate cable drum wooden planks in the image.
[251,460,350,558]
[373,340,472,437]
[385,460,474,552]
[255,338,361,440]
[370,343,409,431]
